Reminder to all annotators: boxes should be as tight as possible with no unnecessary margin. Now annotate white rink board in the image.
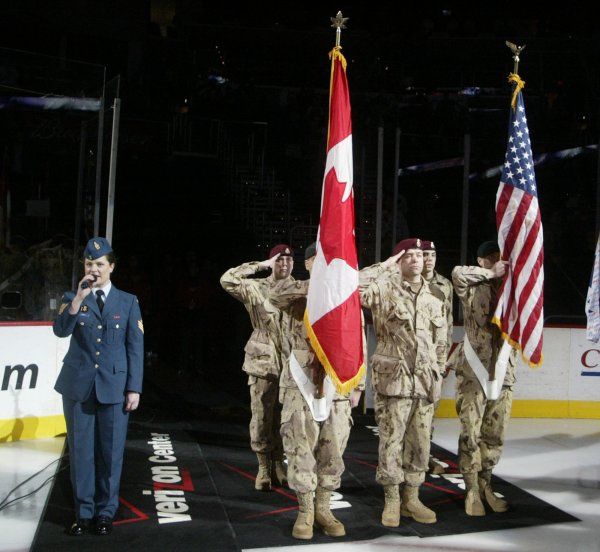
[0,324,69,421]
[440,327,600,402]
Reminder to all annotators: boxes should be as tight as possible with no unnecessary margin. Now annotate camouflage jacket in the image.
[451,265,516,386]
[359,263,447,402]
[426,270,454,357]
[268,278,366,399]
[220,262,292,380]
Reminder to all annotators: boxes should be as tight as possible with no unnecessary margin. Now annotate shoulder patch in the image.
[58,303,68,315]
[137,320,144,334]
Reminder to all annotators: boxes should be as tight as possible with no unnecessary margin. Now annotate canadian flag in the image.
[304,47,365,394]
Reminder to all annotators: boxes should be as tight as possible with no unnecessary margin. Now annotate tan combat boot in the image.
[463,473,485,516]
[479,470,508,513]
[292,492,314,540]
[401,484,437,524]
[272,452,288,487]
[314,487,345,537]
[255,453,272,491]
[381,484,401,527]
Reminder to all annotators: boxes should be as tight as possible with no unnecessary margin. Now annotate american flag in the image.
[492,79,544,366]
[586,234,600,343]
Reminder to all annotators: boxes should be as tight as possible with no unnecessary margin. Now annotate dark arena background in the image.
[0,2,599,551]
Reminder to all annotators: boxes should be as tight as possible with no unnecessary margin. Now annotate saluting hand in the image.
[382,250,404,268]
[258,253,280,271]
[125,392,140,412]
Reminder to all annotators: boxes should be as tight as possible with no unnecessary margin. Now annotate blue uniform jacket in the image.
[53,286,144,404]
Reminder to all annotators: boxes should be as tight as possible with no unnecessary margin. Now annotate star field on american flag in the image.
[500,94,537,196]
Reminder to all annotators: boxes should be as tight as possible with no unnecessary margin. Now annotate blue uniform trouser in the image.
[62,390,129,520]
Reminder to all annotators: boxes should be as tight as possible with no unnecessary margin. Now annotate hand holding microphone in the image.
[81,275,98,290]
[68,274,97,315]
[76,274,97,300]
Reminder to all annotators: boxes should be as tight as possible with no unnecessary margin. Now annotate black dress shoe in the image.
[95,516,113,535]
[69,518,92,535]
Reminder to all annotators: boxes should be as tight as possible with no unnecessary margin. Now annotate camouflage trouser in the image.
[248,375,283,456]
[374,394,434,487]
[430,399,440,441]
[280,388,352,494]
[455,374,513,474]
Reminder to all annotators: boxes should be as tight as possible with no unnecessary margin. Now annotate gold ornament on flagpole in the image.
[505,41,526,74]
[330,11,348,48]
[506,41,526,110]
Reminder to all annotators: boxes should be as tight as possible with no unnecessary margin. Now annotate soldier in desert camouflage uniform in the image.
[220,244,294,491]
[422,239,453,475]
[359,238,447,527]
[451,240,517,516]
[270,243,364,540]
[422,240,453,356]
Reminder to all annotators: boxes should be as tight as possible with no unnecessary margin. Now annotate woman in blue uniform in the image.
[53,237,144,536]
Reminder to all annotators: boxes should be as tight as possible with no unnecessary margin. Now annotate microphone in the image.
[81,275,98,289]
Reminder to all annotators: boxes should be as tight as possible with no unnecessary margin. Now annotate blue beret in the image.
[84,237,113,260]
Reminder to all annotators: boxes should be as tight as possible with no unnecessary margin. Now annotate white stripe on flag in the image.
[306,251,358,325]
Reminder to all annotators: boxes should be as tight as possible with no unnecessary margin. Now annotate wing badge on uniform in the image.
[138,320,144,334]
[81,305,88,312]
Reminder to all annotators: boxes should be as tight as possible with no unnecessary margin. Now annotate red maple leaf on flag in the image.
[319,167,358,269]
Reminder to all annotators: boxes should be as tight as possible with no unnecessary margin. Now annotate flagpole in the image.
[376,126,384,263]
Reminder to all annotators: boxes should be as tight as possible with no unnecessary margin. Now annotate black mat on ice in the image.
[33,414,579,551]
[32,426,237,551]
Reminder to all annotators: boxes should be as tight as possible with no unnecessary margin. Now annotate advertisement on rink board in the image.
[571,329,600,384]
[0,323,68,440]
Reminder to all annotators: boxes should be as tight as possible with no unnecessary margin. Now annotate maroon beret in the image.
[392,238,424,256]
[269,244,294,259]
[421,240,436,251]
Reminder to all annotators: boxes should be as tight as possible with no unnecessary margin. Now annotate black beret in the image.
[477,241,500,258]
[305,242,317,261]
